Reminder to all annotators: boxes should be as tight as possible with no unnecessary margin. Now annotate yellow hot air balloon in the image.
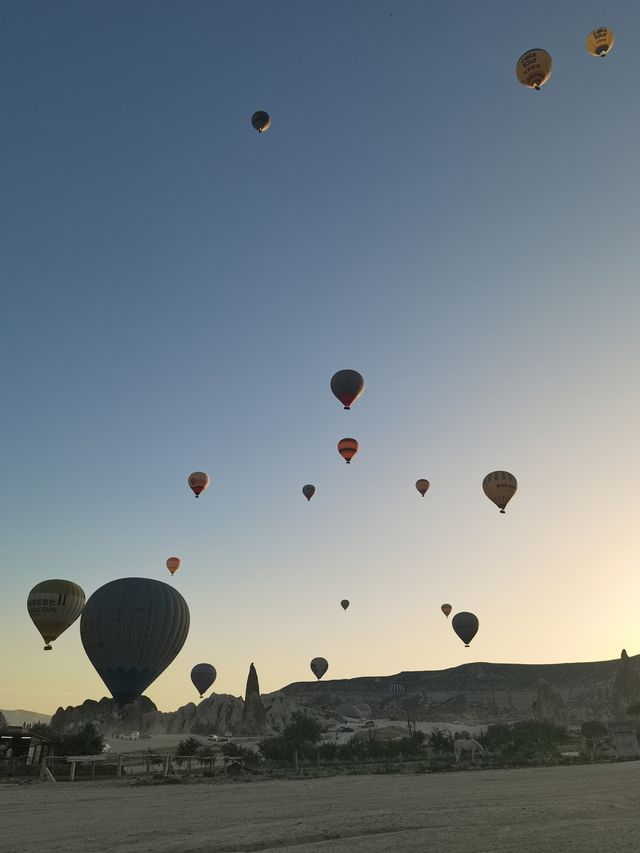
[166,557,181,576]
[586,27,614,57]
[516,49,552,90]
[27,580,86,650]
[483,471,517,513]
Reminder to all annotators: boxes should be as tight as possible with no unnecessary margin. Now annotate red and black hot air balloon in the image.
[338,438,358,464]
[330,370,364,410]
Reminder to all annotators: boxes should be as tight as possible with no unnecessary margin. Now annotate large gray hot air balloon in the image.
[452,612,479,647]
[80,578,190,704]
[310,657,328,680]
[191,663,216,698]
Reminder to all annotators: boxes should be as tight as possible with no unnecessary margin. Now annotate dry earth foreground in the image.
[2,763,640,852]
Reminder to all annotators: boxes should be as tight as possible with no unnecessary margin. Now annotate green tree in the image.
[259,712,323,761]
[58,724,104,756]
[176,737,203,757]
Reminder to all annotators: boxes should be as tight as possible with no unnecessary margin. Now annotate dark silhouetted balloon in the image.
[80,578,190,703]
[441,603,452,618]
[416,479,430,497]
[27,580,85,651]
[340,599,350,610]
[302,484,316,501]
[515,49,552,90]
[251,111,271,133]
[191,663,217,698]
[188,472,209,498]
[483,471,517,513]
[388,682,405,698]
[330,370,364,410]
[452,612,479,647]
[166,557,181,576]
[310,657,328,680]
[338,438,358,464]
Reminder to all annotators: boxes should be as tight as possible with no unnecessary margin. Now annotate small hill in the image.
[1,709,51,726]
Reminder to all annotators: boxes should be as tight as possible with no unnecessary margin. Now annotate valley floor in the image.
[2,761,639,852]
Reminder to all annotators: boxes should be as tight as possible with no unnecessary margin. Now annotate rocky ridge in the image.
[50,651,640,736]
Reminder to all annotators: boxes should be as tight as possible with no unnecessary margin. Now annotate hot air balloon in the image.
[482,471,517,513]
[310,657,328,680]
[166,557,181,576]
[80,578,190,704]
[586,27,614,57]
[191,663,217,699]
[251,111,271,133]
[416,479,430,497]
[338,438,358,464]
[452,612,479,647]
[27,580,85,651]
[340,599,350,610]
[515,49,552,90]
[302,484,316,501]
[330,370,365,410]
[441,603,452,618]
[188,472,209,498]
[388,683,405,698]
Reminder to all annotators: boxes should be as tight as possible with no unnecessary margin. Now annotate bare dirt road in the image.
[2,762,639,852]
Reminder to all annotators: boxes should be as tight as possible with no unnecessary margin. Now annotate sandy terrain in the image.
[2,762,640,852]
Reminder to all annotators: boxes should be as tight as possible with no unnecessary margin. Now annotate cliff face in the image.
[278,652,640,725]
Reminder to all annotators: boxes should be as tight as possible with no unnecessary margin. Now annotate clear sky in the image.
[1,1,638,715]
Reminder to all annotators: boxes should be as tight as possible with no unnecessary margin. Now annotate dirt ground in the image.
[2,762,640,852]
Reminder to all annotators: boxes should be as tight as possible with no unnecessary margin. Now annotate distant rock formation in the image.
[278,655,634,724]
[241,663,267,734]
[51,696,159,736]
[0,711,6,729]
[532,678,568,726]
[612,649,640,716]
[51,652,640,735]
[50,688,308,738]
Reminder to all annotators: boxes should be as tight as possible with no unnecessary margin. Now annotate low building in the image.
[609,722,639,759]
[0,727,55,766]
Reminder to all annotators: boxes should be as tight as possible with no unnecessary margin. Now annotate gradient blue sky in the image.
[1,1,639,714]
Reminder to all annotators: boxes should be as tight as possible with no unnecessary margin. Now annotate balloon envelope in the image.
[338,438,359,464]
[80,578,190,703]
[441,603,452,618]
[483,471,517,513]
[340,599,350,610]
[515,49,552,90]
[191,663,217,698]
[330,370,365,410]
[586,27,614,56]
[188,472,210,498]
[166,557,181,576]
[388,682,405,698]
[310,657,328,680]
[416,479,430,497]
[302,484,316,501]
[452,612,479,647]
[27,580,85,650]
[251,111,271,133]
